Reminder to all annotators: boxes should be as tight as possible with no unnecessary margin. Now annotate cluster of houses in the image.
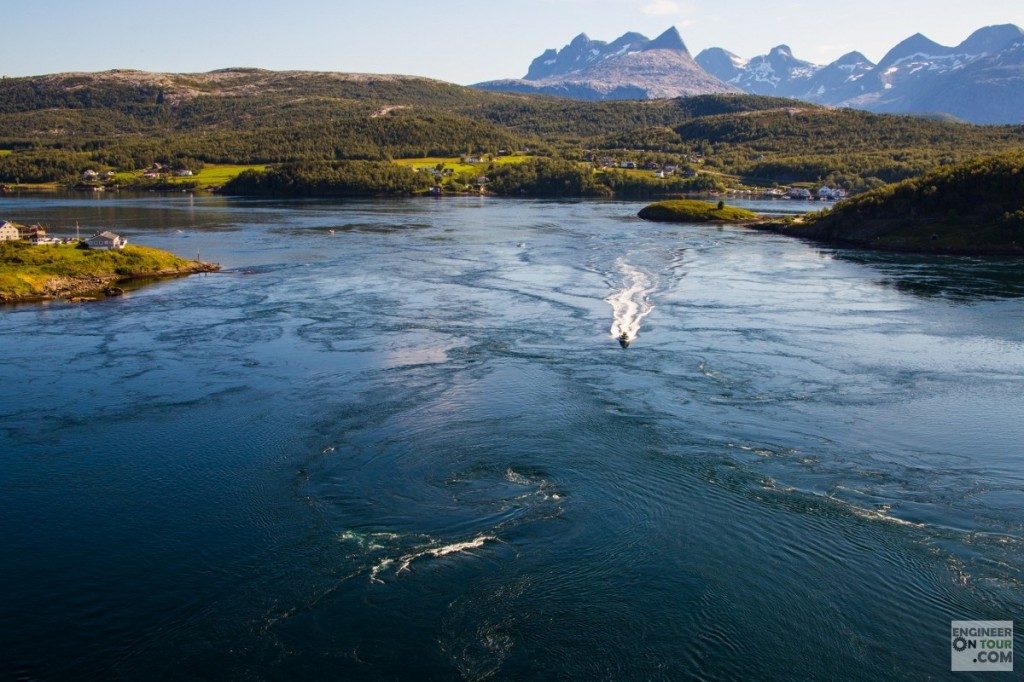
[786,186,849,201]
[0,221,61,245]
[816,186,848,201]
[81,170,117,184]
[460,150,517,164]
[79,163,195,187]
[414,162,491,195]
[0,220,127,249]
[141,162,194,179]
[582,153,698,178]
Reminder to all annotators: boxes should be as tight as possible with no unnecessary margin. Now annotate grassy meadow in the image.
[393,155,531,177]
[0,241,200,300]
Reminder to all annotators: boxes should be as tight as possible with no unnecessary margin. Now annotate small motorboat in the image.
[618,333,631,349]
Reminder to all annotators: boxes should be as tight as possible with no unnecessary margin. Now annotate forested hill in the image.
[0,69,806,141]
[775,151,1024,254]
[2,68,1024,188]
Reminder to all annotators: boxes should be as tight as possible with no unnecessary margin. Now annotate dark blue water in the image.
[1,195,1022,680]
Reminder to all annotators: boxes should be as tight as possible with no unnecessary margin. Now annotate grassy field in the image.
[610,167,664,180]
[638,199,759,223]
[0,241,204,301]
[1,182,62,191]
[394,155,531,177]
[117,163,267,190]
[186,164,267,187]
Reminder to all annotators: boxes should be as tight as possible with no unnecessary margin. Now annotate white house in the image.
[0,221,19,241]
[81,170,99,181]
[85,231,128,250]
[817,186,848,201]
[788,188,813,200]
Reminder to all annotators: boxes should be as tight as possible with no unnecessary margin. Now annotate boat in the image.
[618,333,631,349]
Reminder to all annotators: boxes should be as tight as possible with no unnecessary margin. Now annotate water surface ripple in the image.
[1,195,1022,680]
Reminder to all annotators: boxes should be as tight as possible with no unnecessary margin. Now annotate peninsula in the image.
[0,240,219,303]
[754,152,1024,255]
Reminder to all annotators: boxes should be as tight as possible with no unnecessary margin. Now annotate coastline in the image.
[0,261,220,305]
[749,219,1024,257]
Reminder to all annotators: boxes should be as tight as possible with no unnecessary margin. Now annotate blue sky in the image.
[2,0,1023,82]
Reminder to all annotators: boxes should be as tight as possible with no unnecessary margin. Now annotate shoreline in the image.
[0,261,220,305]
[748,219,1024,257]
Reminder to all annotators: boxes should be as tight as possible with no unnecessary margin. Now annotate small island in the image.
[638,199,760,224]
[0,238,219,304]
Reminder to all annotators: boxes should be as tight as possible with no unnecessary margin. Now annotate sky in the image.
[2,0,1023,83]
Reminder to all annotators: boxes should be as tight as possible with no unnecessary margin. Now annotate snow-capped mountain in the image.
[706,45,821,97]
[798,52,875,102]
[699,24,1024,122]
[825,25,1024,122]
[692,47,748,83]
[474,28,739,101]
[697,46,875,102]
[475,24,1024,123]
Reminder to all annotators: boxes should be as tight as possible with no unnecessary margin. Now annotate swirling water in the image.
[1,195,1022,680]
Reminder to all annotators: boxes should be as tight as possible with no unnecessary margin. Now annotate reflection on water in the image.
[833,250,1024,300]
[1,194,1022,680]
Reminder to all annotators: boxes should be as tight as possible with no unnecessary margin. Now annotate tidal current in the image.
[1,195,1022,680]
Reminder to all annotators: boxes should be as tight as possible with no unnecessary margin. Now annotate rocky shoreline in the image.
[0,262,220,304]
[748,220,1024,257]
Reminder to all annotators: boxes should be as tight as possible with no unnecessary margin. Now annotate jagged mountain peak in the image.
[478,26,736,101]
[606,31,650,54]
[646,27,688,53]
[480,23,1024,123]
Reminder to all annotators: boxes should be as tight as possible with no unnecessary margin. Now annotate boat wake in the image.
[605,258,656,346]
[370,535,497,583]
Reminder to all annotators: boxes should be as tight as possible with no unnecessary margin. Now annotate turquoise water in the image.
[1,195,1022,679]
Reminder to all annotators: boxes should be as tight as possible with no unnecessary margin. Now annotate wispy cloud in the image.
[641,0,682,16]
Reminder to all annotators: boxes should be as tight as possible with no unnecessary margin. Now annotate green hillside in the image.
[2,69,1024,191]
[769,151,1024,255]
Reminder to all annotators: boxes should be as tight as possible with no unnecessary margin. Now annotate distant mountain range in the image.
[475,24,1024,124]
[473,27,738,100]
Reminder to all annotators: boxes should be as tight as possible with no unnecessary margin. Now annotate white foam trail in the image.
[845,503,925,528]
[369,535,497,583]
[605,258,656,344]
[369,558,393,584]
[397,535,496,573]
